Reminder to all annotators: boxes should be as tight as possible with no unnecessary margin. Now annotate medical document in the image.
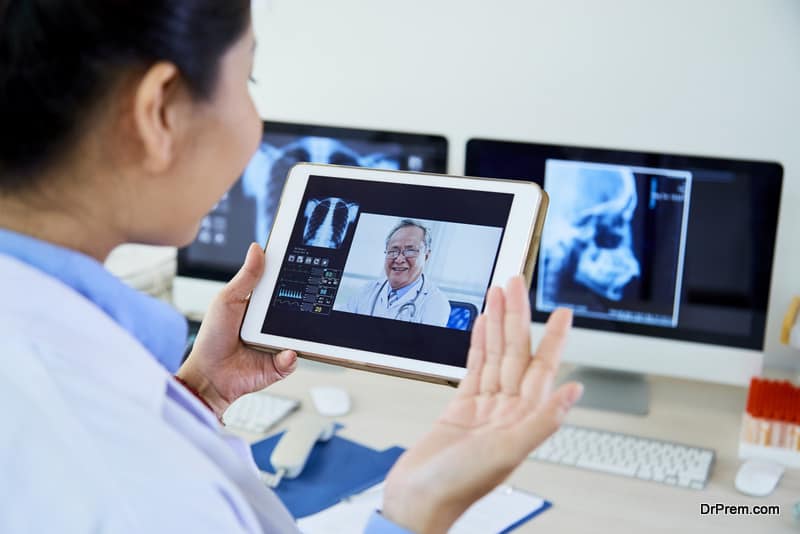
[297,483,549,534]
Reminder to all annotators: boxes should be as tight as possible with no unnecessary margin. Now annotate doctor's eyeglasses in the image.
[385,247,421,259]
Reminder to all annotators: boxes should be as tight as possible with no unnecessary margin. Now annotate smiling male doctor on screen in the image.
[344,219,451,326]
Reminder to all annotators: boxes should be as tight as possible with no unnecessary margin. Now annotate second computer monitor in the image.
[465,138,782,385]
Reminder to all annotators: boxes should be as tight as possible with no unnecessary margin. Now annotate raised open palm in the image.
[382,276,583,533]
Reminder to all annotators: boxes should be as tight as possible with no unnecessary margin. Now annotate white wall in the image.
[250,0,800,370]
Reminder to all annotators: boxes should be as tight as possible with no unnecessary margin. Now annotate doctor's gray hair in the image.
[385,219,432,251]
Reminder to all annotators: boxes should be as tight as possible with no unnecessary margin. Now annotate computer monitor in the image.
[174,121,448,318]
[465,139,783,413]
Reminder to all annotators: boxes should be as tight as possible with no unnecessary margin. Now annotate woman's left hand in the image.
[176,243,297,418]
[381,276,581,534]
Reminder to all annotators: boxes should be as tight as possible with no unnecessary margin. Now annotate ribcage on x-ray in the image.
[269,148,311,188]
[303,197,358,249]
[270,147,361,191]
[241,135,388,246]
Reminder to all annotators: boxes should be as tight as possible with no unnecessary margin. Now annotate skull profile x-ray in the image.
[536,160,692,327]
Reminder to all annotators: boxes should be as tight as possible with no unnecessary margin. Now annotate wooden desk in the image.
[256,360,799,532]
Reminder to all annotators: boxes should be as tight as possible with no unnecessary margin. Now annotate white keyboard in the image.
[223,393,300,433]
[529,425,715,490]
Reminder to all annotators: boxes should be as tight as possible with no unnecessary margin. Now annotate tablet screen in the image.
[259,175,514,368]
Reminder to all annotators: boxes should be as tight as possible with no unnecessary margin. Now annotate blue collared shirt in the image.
[0,228,187,372]
[386,275,422,307]
[0,228,410,533]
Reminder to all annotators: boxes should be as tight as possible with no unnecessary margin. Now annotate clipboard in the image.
[298,482,552,534]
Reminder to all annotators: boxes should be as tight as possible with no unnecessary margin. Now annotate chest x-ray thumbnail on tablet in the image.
[260,176,512,368]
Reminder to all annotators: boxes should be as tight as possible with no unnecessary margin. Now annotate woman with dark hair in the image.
[0,1,582,533]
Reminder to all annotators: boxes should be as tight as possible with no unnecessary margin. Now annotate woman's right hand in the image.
[381,276,583,534]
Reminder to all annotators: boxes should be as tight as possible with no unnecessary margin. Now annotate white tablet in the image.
[241,163,548,386]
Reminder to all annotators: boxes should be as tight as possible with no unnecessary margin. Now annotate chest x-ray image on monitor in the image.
[174,121,448,318]
[465,138,782,413]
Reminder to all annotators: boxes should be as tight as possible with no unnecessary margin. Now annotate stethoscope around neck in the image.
[370,274,427,320]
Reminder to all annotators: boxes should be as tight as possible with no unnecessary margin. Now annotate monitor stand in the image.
[562,367,650,416]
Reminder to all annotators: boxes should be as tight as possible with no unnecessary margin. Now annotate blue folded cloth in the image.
[251,428,405,518]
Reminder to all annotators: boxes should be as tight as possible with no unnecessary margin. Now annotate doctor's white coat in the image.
[342,276,451,327]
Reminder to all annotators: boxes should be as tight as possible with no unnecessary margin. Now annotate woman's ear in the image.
[132,62,184,173]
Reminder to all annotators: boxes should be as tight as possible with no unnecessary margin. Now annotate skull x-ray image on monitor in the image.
[177,122,447,284]
[465,138,783,357]
[537,160,692,327]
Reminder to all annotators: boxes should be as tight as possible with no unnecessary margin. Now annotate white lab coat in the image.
[343,275,451,327]
[0,255,299,534]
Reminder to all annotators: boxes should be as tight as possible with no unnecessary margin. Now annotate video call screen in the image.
[465,139,783,350]
[260,176,513,368]
[178,122,448,282]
